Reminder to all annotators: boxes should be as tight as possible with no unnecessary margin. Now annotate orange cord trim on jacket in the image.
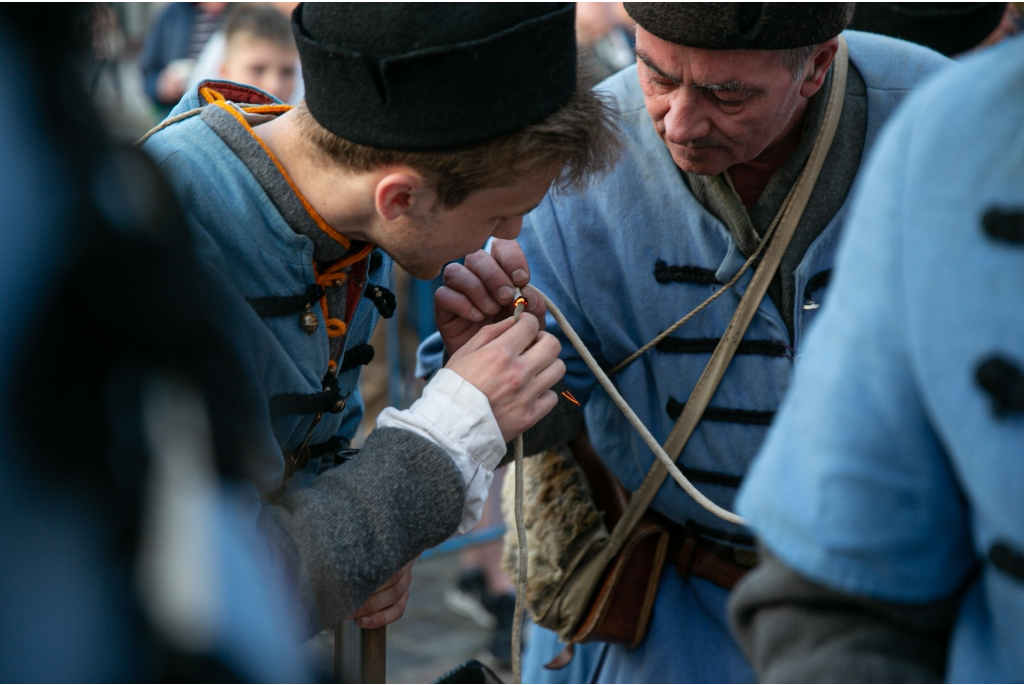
[313,244,374,337]
[199,86,226,104]
[206,91,374,344]
[210,99,352,249]
[241,104,293,115]
[326,319,348,338]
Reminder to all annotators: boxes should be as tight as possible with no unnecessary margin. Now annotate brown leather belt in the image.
[666,524,758,591]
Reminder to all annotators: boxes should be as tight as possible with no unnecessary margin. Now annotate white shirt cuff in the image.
[375,368,504,533]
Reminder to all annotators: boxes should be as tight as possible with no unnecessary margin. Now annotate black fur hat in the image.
[850,3,1007,56]
[292,2,577,151]
[624,2,854,50]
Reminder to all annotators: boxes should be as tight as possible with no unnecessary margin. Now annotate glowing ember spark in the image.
[514,296,528,309]
[561,390,580,406]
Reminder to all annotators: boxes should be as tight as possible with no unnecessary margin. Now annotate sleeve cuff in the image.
[375,368,504,532]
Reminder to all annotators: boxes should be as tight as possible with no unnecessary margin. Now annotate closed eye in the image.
[710,91,749,104]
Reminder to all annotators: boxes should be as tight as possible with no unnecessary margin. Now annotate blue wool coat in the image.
[738,35,1024,682]
[513,30,950,683]
[143,83,393,496]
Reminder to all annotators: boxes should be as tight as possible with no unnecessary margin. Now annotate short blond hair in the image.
[294,65,622,207]
[224,3,295,52]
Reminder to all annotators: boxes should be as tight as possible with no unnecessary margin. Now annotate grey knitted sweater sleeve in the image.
[259,426,465,633]
[729,549,962,683]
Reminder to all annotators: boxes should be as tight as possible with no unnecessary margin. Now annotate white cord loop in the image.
[537,287,747,526]
[511,287,528,684]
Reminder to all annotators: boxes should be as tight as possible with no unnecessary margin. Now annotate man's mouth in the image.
[676,138,721,150]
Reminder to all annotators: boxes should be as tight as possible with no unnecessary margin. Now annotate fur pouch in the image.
[500,445,608,623]
[500,438,668,657]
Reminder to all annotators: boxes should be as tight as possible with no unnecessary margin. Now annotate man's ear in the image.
[374,170,430,221]
[800,37,839,98]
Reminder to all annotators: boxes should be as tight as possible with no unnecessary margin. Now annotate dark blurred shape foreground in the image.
[0,6,306,681]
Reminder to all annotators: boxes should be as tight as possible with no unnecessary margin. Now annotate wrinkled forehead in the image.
[635,25,787,90]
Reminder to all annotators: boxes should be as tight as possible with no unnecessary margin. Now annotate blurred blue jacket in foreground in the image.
[0,11,307,681]
[738,34,1024,682]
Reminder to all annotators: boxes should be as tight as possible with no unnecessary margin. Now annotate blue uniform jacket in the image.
[738,35,1024,682]
[142,83,393,496]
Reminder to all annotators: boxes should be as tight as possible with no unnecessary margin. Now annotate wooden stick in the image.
[335,622,387,683]
[361,626,387,683]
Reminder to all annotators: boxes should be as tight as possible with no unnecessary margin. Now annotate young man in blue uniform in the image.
[142,3,619,636]
[731,32,1024,684]
[422,3,952,681]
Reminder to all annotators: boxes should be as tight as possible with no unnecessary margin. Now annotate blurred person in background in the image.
[139,1,615,644]
[0,5,306,681]
[139,1,227,108]
[189,2,306,104]
[84,4,167,143]
[576,2,635,80]
[218,3,299,103]
[850,2,1017,57]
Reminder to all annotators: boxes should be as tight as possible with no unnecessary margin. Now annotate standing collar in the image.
[198,84,370,264]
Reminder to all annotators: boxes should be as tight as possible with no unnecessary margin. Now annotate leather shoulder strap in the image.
[608,37,850,545]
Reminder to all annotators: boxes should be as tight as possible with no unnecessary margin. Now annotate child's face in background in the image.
[221,37,298,102]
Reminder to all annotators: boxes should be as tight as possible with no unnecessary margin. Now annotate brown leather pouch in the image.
[567,431,668,649]
[570,517,668,647]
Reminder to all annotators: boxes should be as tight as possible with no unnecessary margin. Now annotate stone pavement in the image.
[303,551,516,683]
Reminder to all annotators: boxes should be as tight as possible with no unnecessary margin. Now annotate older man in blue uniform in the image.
[730,32,1024,684]
[421,3,953,682]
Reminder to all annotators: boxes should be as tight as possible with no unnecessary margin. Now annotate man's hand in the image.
[347,560,414,629]
[435,239,547,356]
[447,313,564,442]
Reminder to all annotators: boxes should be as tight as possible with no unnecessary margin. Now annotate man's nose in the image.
[662,90,712,145]
[494,216,523,240]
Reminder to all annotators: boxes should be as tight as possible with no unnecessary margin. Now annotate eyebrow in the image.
[497,200,542,220]
[635,47,761,96]
[697,79,760,96]
[514,201,542,216]
[636,48,680,84]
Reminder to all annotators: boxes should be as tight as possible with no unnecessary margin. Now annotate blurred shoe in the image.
[483,594,516,671]
[443,570,497,629]
[434,659,503,684]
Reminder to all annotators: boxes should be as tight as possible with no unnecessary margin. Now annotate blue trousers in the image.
[522,571,755,683]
